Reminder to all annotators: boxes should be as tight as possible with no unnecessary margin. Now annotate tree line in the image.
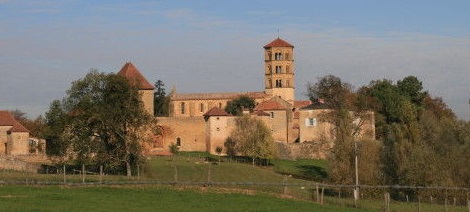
[309,75,470,199]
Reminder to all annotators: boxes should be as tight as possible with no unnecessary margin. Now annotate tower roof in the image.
[264,38,294,48]
[117,62,155,90]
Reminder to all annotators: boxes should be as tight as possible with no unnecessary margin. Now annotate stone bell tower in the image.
[263,38,295,102]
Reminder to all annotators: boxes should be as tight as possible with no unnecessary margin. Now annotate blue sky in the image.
[1,0,469,120]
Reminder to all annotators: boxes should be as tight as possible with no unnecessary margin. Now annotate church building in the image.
[116,37,375,158]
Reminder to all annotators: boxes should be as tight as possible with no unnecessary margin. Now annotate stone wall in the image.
[275,141,332,160]
[0,155,46,173]
[155,117,206,152]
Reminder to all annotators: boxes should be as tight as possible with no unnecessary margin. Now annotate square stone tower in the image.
[263,38,295,102]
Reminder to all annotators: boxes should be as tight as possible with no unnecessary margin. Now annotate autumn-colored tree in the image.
[227,115,276,165]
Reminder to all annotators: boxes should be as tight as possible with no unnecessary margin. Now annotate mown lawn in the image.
[0,185,366,212]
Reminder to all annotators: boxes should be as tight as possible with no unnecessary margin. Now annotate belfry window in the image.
[275,66,282,74]
[275,79,282,88]
[180,102,185,115]
[275,52,282,60]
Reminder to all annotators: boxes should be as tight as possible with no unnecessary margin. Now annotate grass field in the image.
[2,154,469,211]
[0,185,367,212]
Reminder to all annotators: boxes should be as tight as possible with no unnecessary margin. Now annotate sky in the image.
[1,0,469,120]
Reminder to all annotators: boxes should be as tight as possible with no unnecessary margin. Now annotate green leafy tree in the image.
[154,79,170,116]
[224,96,256,116]
[307,75,353,109]
[55,70,152,177]
[228,115,276,165]
[44,100,69,158]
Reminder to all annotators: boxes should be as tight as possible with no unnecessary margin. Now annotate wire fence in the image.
[1,164,470,212]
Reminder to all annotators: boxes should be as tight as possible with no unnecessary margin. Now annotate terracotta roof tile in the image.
[8,122,29,133]
[117,62,155,90]
[254,100,287,111]
[252,110,270,116]
[294,100,312,108]
[264,38,294,48]
[172,92,267,101]
[203,107,231,117]
[0,110,17,126]
[0,111,29,133]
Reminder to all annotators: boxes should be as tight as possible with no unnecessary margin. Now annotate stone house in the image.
[0,110,30,155]
[299,101,376,143]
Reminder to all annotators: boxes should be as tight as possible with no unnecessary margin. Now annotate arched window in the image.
[275,79,282,88]
[285,53,290,60]
[275,66,282,74]
[180,102,185,115]
[275,52,282,60]
[286,65,290,73]
[268,65,272,74]
[268,78,272,88]
[176,137,181,146]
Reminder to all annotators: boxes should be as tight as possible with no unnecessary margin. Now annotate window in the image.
[275,79,282,88]
[275,52,282,60]
[270,112,274,118]
[305,118,317,126]
[200,103,204,113]
[268,65,272,74]
[275,66,282,74]
[286,65,290,73]
[267,78,272,88]
[176,138,181,146]
[285,53,290,60]
[180,102,185,114]
[218,102,222,108]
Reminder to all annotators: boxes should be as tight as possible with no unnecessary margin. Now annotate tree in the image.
[9,109,46,138]
[52,70,153,177]
[224,96,256,116]
[307,75,353,109]
[44,100,69,158]
[227,115,276,165]
[154,79,170,116]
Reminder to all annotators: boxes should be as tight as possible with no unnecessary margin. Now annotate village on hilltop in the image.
[1,38,375,159]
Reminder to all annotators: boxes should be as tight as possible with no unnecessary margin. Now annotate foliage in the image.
[227,115,276,165]
[44,100,69,158]
[44,70,153,177]
[169,143,179,155]
[224,95,256,116]
[307,75,353,109]
[9,109,46,138]
[154,79,170,116]
[307,74,470,200]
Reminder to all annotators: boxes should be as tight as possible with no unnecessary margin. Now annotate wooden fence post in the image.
[81,164,85,184]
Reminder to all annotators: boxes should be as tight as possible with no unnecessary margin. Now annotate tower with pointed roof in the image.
[117,62,155,115]
[263,38,295,102]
